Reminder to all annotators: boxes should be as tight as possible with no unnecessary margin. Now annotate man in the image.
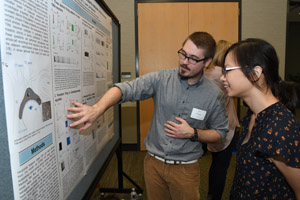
[67,32,228,200]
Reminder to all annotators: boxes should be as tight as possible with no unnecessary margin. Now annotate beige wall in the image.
[104,0,136,81]
[103,0,289,145]
[241,0,288,78]
[104,0,137,144]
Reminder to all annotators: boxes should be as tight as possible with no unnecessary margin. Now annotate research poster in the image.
[0,0,114,199]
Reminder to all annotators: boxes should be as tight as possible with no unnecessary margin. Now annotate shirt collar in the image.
[178,69,204,87]
[256,101,281,119]
[245,101,281,120]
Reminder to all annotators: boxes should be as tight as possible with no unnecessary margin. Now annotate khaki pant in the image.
[144,153,200,200]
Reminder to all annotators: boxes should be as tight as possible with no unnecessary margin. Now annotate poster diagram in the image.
[0,0,114,199]
[3,60,53,137]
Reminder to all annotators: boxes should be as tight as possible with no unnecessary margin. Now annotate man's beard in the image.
[178,64,202,79]
[178,64,190,79]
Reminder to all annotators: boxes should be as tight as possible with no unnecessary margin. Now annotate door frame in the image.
[134,0,242,150]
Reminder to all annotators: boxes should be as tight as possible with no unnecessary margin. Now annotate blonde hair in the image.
[206,40,231,69]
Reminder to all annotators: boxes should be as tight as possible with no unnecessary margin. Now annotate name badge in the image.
[191,108,206,120]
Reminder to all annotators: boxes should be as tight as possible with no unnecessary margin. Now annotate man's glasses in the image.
[178,49,207,65]
[222,66,241,77]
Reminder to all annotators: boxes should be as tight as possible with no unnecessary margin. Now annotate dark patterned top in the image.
[230,102,300,200]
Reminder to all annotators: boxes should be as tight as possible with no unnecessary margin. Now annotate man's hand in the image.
[67,101,100,131]
[164,117,194,138]
[66,87,122,131]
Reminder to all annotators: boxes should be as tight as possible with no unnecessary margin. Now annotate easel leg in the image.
[99,145,143,194]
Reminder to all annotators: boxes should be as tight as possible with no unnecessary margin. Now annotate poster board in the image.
[0,0,120,199]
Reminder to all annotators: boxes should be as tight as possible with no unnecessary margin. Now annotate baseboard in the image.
[121,143,139,151]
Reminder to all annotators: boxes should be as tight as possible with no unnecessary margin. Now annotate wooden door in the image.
[138,2,239,150]
[189,2,239,44]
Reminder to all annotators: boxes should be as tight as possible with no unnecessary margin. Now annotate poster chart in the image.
[0,0,114,199]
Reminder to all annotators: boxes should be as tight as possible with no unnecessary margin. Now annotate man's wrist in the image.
[190,128,198,141]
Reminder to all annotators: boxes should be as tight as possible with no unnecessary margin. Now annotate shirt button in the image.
[170,141,172,143]
[182,101,185,103]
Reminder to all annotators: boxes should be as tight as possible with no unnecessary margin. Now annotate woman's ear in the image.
[254,66,263,79]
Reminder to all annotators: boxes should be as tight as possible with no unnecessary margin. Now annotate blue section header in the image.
[19,134,53,165]
[62,0,110,35]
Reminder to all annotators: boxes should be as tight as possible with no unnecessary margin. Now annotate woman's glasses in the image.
[222,66,241,77]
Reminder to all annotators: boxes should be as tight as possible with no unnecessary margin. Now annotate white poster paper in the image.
[0,0,114,199]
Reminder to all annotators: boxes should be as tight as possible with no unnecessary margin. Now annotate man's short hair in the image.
[183,32,216,59]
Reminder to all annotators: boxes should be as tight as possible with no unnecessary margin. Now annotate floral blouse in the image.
[230,102,300,200]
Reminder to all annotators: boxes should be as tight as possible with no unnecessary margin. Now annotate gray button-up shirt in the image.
[115,68,228,161]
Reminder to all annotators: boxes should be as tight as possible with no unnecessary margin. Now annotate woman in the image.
[205,40,240,200]
[220,38,300,199]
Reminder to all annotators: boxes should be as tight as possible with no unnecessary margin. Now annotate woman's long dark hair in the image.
[223,38,300,114]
